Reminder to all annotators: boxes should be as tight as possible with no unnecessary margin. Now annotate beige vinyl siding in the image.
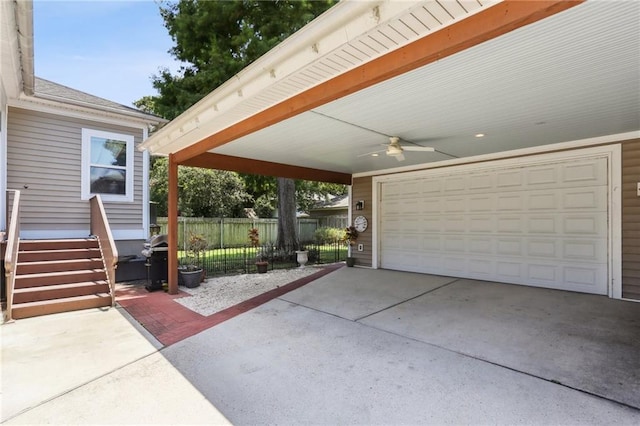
[622,139,640,300]
[7,107,144,232]
[351,176,373,267]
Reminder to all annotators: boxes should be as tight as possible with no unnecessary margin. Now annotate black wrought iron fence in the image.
[179,241,348,276]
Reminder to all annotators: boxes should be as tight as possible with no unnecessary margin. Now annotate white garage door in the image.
[379,155,609,295]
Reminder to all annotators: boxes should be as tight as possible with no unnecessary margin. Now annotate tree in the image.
[150,0,336,119]
[150,157,252,217]
[276,177,298,248]
[141,0,337,247]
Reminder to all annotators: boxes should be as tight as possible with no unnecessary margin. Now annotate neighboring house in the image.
[1,0,165,319]
[142,1,638,301]
[308,194,348,229]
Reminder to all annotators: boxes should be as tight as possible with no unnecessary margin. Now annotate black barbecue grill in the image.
[142,234,168,292]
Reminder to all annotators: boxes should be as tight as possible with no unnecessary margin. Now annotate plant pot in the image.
[295,250,309,268]
[346,257,356,267]
[179,269,202,288]
[256,261,268,274]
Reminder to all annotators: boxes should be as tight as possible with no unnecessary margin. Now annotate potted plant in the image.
[344,225,358,267]
[249,228,269,273]
[179,232,207,288]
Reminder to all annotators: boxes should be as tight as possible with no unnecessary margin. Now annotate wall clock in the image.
[354,215,368,232]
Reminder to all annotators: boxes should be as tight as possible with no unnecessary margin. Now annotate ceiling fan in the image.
[359,136,435,161]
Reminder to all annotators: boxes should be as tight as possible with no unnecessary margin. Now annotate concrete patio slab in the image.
[280,267,456,320]
[2,306,229,425]
[5,351,230,425]
[1,307,161,422]
[359,278,640,408]
[162,298,640,425]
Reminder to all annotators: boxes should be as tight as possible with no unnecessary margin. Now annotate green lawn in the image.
[178,244,347,269]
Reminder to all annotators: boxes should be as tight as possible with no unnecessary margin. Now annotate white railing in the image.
[4,190,21,322]
[90,195,118,307]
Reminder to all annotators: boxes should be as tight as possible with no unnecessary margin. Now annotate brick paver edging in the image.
[117,263,344,346]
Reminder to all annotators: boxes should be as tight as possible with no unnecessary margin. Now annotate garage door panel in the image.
[563,239,607,262]
[562,160,607,184]
[563,213,607,235]
[469,216,495,232]
[562,187,607,209]
[470,173,495,190]
[469,196,494,212]
[444,176,466,192]
[379,156,609,295]
[497,239,523,256]
[497,170,523,188]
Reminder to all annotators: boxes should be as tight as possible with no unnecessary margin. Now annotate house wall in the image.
[622,139,640,300]
[351,176,372,267]
[352,139,639,300]
[6,107,146,255]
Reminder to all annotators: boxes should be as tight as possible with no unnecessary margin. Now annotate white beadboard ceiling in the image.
[145,0,640,176]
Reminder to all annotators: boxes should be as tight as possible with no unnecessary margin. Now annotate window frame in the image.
[81,128,134,202]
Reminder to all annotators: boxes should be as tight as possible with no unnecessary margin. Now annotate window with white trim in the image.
[81,129,134,202]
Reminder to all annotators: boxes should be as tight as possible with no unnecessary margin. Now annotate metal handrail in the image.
[90,195,118,307]
[4,190,21,322]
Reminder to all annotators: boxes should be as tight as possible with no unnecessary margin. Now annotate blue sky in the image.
[34,0,182,107]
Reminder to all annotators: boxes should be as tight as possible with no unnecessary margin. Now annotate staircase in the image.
[10,238,114,319]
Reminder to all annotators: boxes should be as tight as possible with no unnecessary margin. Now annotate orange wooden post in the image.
[167,154,179,295]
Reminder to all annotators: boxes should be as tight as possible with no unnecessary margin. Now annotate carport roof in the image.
[140,0,640,183]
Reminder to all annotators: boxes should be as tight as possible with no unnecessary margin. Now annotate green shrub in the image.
[313,227,343,244]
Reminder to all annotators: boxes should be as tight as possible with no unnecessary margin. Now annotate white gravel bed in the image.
[175,266,323,316]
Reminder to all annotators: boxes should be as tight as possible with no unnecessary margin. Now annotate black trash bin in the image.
[142,234,168,292]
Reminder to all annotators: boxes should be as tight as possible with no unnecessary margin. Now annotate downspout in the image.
[142,128,150,239]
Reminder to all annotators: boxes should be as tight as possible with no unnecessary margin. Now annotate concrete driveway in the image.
[160,268,640,424]
[3,267,640,424]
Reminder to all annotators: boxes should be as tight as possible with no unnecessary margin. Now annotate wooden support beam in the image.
[181,152,352,185]
[167,154,179,295]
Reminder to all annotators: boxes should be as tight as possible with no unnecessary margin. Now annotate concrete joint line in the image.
[3,350,162,423]
[357,321,639,412]
[354,278,461,322]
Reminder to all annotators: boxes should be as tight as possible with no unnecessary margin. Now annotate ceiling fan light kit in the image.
[360,136,435,162]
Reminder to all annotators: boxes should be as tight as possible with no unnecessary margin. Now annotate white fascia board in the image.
[32,92,165,124]
[0,0,22,100]
[139,0,446,155]
[15,0,34,96]
[353,131,640,179]
[8,96,158,130]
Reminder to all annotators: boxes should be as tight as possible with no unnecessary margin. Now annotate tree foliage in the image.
[149,0,336,120]
[150,157,251,217]
[141,0,343,238]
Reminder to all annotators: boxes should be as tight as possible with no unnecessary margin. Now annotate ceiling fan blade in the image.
[357,149,385,157]
[402,146,435,152]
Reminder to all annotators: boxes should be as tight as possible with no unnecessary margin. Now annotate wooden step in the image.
[19,239,99,251]
[7,237,114,320]
[16,258,105,275]
[18,248,103,262]
[13,281,110,304]
[11,293,112,319]
[14,270,108,289]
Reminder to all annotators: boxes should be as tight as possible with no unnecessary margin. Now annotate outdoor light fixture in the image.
[355,200,365,210]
